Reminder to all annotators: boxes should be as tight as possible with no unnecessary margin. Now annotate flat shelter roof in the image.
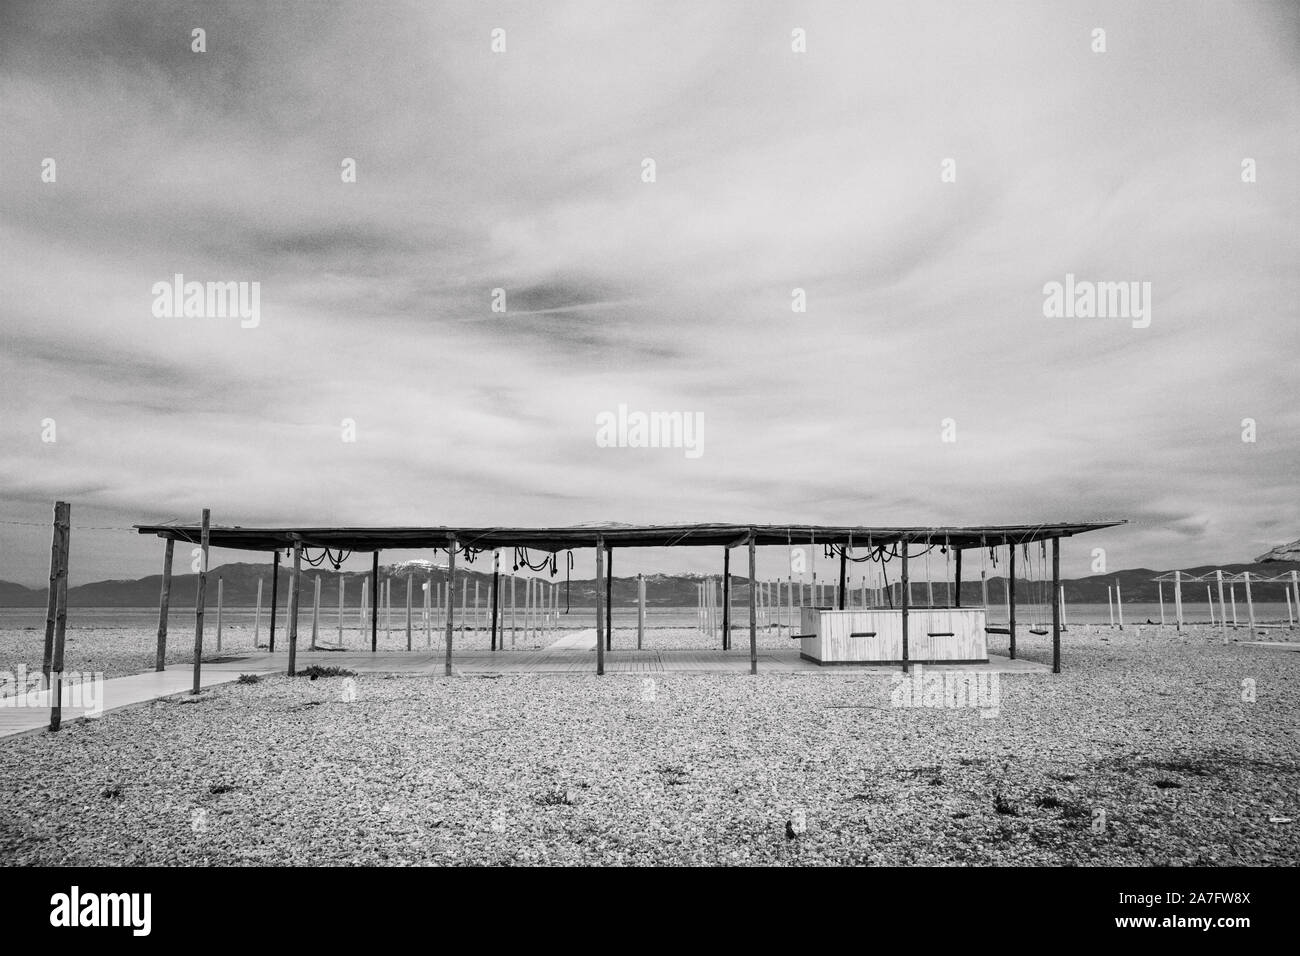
[134,521,1124,553]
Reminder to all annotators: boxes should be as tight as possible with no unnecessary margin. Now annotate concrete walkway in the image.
[0,662,276,740]
[546,628,597,650]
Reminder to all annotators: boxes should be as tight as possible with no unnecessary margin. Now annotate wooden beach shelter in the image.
[136,520,1122,679]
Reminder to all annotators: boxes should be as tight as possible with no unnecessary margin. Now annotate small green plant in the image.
[297,665,356,680]
[236,674,260,685]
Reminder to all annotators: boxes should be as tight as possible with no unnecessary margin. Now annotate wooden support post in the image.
[1115,581,1124,630]
[405,573,413,650]
[1051,537,1061,674]
[637,573,646,649]
[595,537,605,676]
[954,549,962,607]
[838,547,846,610]
[1292,571,1300,629]
[339,576,346,647]
[371,553,379,651]
[1174,569,1184,632]
[722,549,731,651]
[474,580,481,633]
[1208,586,1216,625]
[605,544,613,651]
[1230,584,1238,626]
[216,576,224,653]
[900,538,910,673]
[386,578,393,640]
[192,509,210,694]
[786,575,794,632]
[254,576,263,647]
[1007,545,1017,660]
[269,550,280,653]
[1244,571,1256,633]
[285,541,302,676]
[154,537,174,672]
[510,574,517,648]
[41,503,65,680]
[47,501,71,732]
[1107,587,1114,627]
[309,574,321,649]
[748,533,759,675]
[444,539,457,676]
[491,552,501,651]
[459,578,467,638]
[1158,580,1165,625]
[980,569,988,611]
[425,576,433,648]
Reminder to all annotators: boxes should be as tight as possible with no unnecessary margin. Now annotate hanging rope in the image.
[301,546,353,569]
[513,547,552,572]
[565,551,574,614]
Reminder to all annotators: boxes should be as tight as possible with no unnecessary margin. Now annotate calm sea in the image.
[1,602,1294,630]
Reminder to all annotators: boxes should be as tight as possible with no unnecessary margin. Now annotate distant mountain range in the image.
[1,560,1296,609]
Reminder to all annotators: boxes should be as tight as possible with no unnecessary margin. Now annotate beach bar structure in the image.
[135,519,1122,678]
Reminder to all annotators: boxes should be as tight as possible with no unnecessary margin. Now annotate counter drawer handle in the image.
[849,632,877,638]
[927,631,955,637]
[790,633,816,640]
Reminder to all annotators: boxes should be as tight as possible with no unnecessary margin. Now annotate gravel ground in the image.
[1,625,1296,865]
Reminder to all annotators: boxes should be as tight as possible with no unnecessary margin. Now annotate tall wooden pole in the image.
[748,533,759,674]
[191,509,210,694]
[595,538,605,675]
[309,575,321,650]
[838,547,847,610]
[1051,537,1061,674]
[637,573,646,649]
[371,552,379,652]
[491,551,501,651]
[1215,569,1227,641]
[1244,571,1256,633]
[605,544,613,651]
[254,576,263,647]
[1007,544,1017,660]
[286,541,301,676]
[153,536,174,672]
[47,502,71,732]
[216,576,224,653]
[444,539,457,675]
[405,573,413,651]
[269,550,280,653]
[900,538,910,673]
[1174,569,1184,632]
[41,502,65,680]
[1158,580,1165,626]
[954,549,963,607]
[338,576,346,646]
[722,548,731,651]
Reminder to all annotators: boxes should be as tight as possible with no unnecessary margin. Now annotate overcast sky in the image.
[1,1,1296,586]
